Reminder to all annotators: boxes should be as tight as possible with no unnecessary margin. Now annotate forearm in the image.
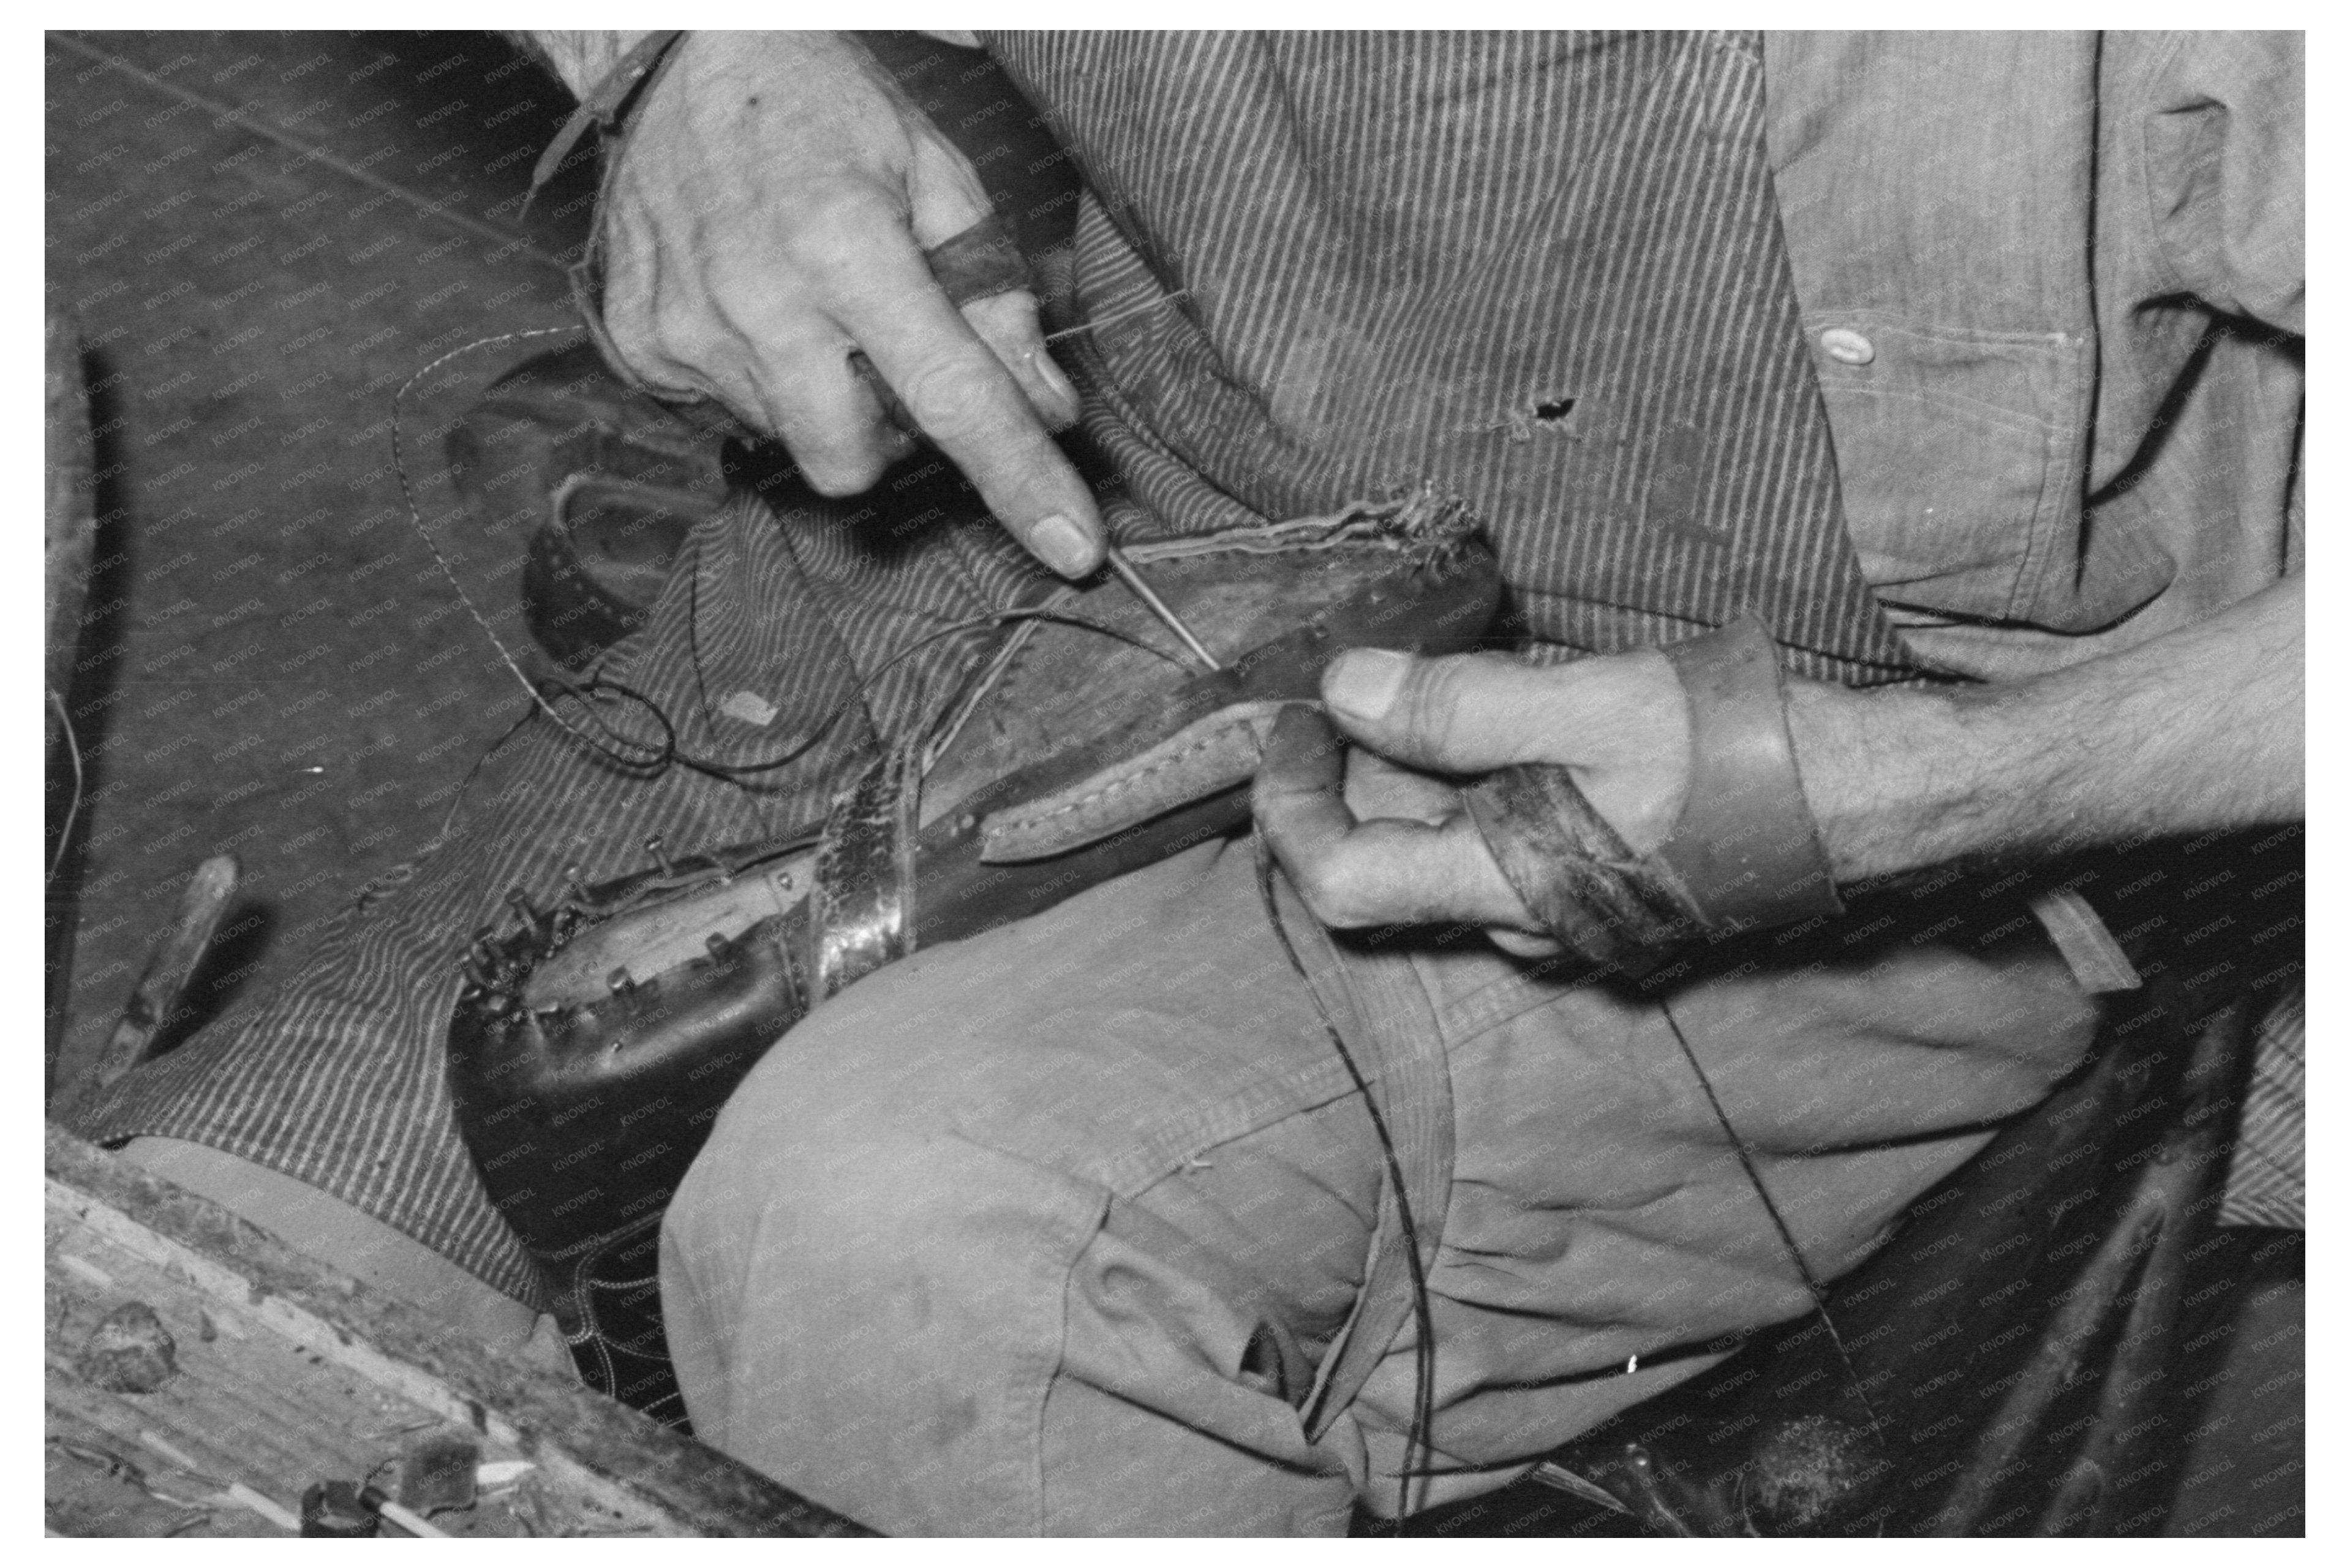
[1790,575,2303,881]
[505,31,657,98]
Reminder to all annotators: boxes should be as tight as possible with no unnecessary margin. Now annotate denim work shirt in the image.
[984,30,2302,683]
[1767,31,2303,681]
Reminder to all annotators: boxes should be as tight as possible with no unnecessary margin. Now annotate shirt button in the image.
[1820,327,1876,366]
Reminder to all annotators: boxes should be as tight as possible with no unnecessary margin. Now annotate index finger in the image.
[832,244,1105,578]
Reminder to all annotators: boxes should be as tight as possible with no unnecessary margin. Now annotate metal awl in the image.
[1102,543,1222,673]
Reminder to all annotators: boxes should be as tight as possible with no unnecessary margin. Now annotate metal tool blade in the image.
[1102,544,1222,672]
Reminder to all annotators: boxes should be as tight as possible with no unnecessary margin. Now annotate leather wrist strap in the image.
[526,29,688,219]
[1463,612,1842,965]
[1652,611,1843,931]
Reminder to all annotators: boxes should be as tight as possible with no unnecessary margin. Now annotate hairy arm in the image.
[1792,573,2304,881]
[1258,576,2304,941]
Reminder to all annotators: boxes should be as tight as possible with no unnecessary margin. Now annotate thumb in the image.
[1319,649,1573,775]
[1322,645,1696,853]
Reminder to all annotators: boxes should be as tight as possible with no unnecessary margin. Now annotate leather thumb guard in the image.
[1464,612,1842,967]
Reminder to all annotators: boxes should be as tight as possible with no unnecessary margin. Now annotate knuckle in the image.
[774,229,863,292]
[598,286,673,372]
[795,443,887,497]
[701,256,818,328]
[644,296,730,371]
[1295,875,1344,928]
[779,200,909,285]
[1402,661,1469,752]
[598,277,656,345]
[1298,859,1365,928]
[899,357,1000,442]
[961,290,1042,344]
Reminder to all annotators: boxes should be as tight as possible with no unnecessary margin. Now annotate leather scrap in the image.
[1464,762,1705,970]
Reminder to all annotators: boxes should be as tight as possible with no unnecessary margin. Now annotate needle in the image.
[843,350,1221,673]
[1102,544,1222,673]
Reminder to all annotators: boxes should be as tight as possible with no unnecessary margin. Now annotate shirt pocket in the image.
[1806,312,2093,626]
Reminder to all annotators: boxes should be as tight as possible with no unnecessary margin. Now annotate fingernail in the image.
[1325,649,1409,720]
[1032,513,1097,577]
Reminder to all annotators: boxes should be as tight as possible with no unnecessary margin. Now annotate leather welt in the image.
[979,699,1309,864]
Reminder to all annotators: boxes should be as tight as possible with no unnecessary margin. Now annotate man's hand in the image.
[563,32,1105,578]
[1254,647,1693,952]
[1257,575,2303,952]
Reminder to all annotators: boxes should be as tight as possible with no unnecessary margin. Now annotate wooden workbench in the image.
[44,1124,875,1538]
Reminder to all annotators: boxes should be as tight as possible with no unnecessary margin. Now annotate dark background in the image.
[41,29,2300,1537]
[47,30,597,1091]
